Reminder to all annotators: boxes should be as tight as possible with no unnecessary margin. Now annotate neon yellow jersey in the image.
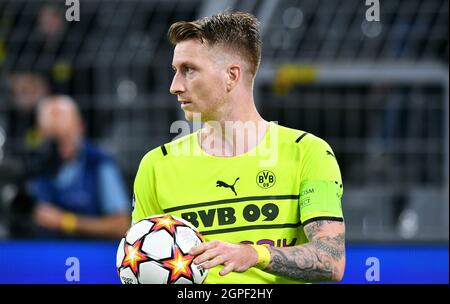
[132,122,344,284]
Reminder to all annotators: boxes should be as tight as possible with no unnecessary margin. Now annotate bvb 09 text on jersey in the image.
[180,203,279,228]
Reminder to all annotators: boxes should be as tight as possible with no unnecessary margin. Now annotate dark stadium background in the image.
[0,0,448,283]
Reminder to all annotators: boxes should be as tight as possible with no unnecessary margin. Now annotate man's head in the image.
[37,95,84,161]
[38,4,65,38]
[9,71,49,111]
[168,11,261,121]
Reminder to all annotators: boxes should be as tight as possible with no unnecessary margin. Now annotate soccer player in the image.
[132,11,345,283]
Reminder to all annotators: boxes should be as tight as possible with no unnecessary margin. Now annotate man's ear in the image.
[226,64,241,92]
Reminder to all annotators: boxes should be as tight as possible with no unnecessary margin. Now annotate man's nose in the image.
[169,73,185,95]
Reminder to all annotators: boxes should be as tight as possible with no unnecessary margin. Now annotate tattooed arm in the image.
[266,220,346,282]
[189,220,345,282]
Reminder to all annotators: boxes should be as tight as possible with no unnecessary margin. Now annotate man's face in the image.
[170,40,228,121]
[10,73,48,111]
[39,101,82,161]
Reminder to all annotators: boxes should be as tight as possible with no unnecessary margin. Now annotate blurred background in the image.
[0,0,448,283]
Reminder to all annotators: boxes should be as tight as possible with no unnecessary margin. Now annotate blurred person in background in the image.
[0,70,50,238]
[29,95,130,239]
[35,3,73,94]
[37,3,66,40]
[6,70,49,155]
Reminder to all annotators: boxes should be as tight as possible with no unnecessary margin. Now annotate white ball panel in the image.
[173,215,199,232]
[142,230,174,259]
[116,238,125,269]
[126,220,154,244]
[175,226,202,254]
[174,277,193,284]
[191,263,208,284]
[139,261,170,284]
[119,267,139,284]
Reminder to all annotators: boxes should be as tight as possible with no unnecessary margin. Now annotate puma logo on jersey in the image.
[216,177,240,196]
[326,150,335,158]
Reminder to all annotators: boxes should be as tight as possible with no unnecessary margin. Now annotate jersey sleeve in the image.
[131,152,164,224]
[298,135,344,225]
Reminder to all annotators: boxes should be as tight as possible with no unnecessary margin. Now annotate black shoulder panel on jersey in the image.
[302,216,344,227]
[295,132,309,143]
[160,145,168,156]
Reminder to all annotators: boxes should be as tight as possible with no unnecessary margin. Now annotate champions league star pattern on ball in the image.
[148,214,186,234]
[116,215,208,284]
[161,245,194,283]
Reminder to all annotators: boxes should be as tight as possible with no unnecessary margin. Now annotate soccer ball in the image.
[116,214,208,284]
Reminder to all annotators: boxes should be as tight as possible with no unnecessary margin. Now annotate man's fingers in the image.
[193,248,219,265]
[219,263,235,276]
[189,240,218,256]
[202,255,225,270]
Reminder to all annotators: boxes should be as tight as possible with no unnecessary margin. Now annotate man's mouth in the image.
[180,101,192,108]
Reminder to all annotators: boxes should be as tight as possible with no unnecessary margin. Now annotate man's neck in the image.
[199,111,269,157]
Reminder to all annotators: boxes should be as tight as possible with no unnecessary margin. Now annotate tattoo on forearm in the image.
[266,220,345,282]
[268,244,336,282]
[313,234,345,261]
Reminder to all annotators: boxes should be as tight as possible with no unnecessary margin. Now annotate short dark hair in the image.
[168,11,261,77]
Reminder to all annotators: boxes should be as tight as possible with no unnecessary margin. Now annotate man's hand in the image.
[33,203,64,230]
[34,202,129,237]
[189,240,258,276]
